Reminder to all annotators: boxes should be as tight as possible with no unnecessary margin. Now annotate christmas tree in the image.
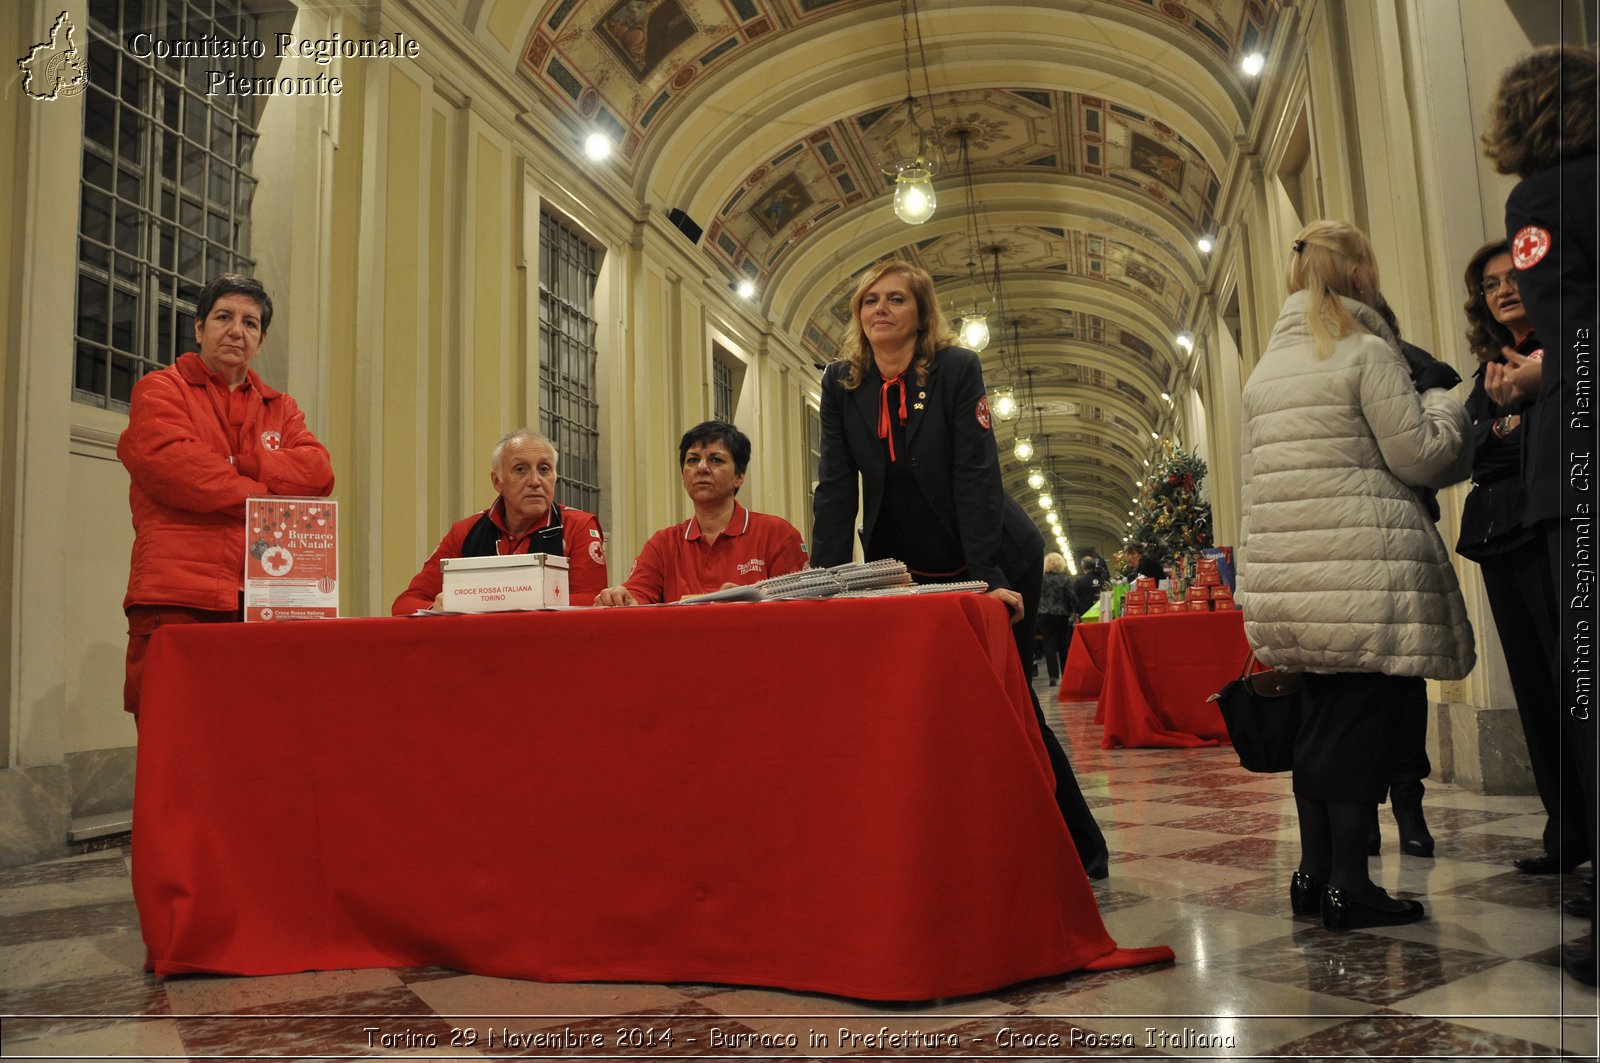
[1122,440,1213,571]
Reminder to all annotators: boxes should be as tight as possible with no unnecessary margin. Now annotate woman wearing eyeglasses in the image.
[1458,241,1583,877]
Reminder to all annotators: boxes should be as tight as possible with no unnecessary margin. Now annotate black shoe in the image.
[1320,885,1425,931]
[1290,871,1324,917]
[1565,892,1596,919]
[1563,946,1597,986]
[1515,854,1582,875]
[1082,853,1109,881]
[1393,802,1434,859]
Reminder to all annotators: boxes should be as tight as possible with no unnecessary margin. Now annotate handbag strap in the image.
[1238,648,1261,682]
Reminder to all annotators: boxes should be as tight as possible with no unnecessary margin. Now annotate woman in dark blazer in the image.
[812,258,1107,878]
[1459,239,1581,876]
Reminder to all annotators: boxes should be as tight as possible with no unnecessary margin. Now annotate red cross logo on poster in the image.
[261,546,293,576]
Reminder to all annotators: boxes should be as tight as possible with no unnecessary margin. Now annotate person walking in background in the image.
[1237,221,1473,931]
[1039,552,1075,687]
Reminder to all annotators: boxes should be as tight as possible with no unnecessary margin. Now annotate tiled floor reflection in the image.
[2,678,1594,1060]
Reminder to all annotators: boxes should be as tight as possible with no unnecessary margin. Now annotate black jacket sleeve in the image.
[940,349,1009,590]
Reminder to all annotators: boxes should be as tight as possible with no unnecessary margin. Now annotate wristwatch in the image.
[1492,415,1514,439]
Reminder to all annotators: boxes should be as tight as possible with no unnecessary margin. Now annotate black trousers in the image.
[1541,520,1599,869]
[1039,614,1073,682]
[1010,546,1109,871]
[1481,541,1589,861]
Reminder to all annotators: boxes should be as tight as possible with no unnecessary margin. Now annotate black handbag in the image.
[1209,651,1303,773]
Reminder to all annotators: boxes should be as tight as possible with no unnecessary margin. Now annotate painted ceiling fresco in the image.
[522,0,1275,168]
[509,0,1285,542]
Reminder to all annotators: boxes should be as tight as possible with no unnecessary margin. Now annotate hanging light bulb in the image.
[892,166,936,224]
[958,312,990,351]
[1038,493,1054,510]
[1013,435,1034,462]
[1046,511,1061,526]
[1026,467,1045,490]
[992,386,1018,421]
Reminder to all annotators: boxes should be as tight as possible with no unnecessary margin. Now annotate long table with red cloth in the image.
[133,593,1170,1001]
[1057,621,1111,701]
[1086,610,1250,750]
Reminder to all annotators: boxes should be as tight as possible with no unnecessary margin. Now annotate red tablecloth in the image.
[1057,621,1110,701]
[1092,610,1250,749]
[134,594,1170,1001]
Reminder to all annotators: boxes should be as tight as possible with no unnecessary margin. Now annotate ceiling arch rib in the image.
[651,41,1239,225]
[768,182,1210,339]
[624,2,1255,199]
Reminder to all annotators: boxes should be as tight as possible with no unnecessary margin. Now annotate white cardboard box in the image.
[439,553,570,612]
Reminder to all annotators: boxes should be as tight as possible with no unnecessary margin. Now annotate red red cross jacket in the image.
[119,352,335,613]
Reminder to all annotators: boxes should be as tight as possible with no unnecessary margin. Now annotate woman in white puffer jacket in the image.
[1238,220,1474,931]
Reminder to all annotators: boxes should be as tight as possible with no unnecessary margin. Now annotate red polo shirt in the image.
[622,502,806,604]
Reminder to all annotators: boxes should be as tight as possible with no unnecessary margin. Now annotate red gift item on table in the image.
[1188,599,1212,612]
[1186,585,1212,602]
[1147,598,1170,614]
[1212,593,1237,611]
[1124,601,1147,616]
[1134,576,1159,594]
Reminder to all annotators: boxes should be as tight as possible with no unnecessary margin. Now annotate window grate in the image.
[538,212,601,514]
[74,0,260,409]
[712,356,734,423]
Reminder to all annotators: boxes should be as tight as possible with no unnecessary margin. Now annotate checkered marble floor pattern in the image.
[3,680,1595,1061]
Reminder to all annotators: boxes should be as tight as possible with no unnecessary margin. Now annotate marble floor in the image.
[2,678,1595,1061]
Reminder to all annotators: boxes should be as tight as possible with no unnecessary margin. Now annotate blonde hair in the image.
[1284,221,1382,358]
[837,259,955,390]
[1044,552,1068,573]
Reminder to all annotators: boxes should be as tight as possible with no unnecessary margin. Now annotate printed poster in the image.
[244,497,338,621]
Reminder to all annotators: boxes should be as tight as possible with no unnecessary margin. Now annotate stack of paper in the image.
[676,559,992,605]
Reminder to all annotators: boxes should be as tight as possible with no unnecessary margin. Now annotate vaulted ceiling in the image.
[481,0,1286,551]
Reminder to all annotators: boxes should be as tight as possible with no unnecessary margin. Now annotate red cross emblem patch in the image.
[1512,225,1551,270]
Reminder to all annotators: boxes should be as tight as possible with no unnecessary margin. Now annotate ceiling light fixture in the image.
[990,247,1021,422]
[1176,332,1194,353]
[953,128,991,351]
[584,131,613,161]
[1027,468,1045,490]
[1241,52,1266,77]
[736,280,756,299]
[883,0,940,225]
[992,386,1017,420]
[1197,235,1215,254]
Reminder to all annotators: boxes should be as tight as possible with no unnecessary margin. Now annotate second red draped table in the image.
[1057,610,1250,750]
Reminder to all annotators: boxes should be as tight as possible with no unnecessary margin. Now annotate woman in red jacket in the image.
[118,274,335,717]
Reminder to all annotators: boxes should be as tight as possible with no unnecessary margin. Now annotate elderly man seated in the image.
[392,430,607,612]
[596,421,806,605]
